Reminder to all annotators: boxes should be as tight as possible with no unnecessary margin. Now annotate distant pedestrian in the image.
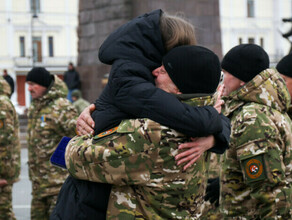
[63,62,80,102]
[0,76,20,220]
[3,69,14,97]
[26,67,78,219]
[71,89,90,114]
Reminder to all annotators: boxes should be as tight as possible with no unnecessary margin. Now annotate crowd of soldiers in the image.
[0,9,292,220]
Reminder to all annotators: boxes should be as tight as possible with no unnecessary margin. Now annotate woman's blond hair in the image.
[160,12,196,52]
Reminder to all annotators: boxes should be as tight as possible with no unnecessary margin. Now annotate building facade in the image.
[1,0,291,107]
[0,0,78,108]
[220,0,292,65]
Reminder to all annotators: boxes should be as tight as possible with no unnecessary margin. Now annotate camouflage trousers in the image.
[0,184,16,220]
[31,193,58,220]
[201,204,222,220]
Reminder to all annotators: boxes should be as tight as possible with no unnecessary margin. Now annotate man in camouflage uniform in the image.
[220,44,292,219]
[0,76,20,220]
[276,53,292,119]
[26,67,78,219]
[64,46,230,219]
[71,89,90,114]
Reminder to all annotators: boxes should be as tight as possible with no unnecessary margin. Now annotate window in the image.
[239,38,243,44]
[247,0,255,18]
[48,37,54,57]
[32,37,42,62]
[31,0,40,14]
[260,38,264,48]
[20,36,25,57]
[248,38,255,44]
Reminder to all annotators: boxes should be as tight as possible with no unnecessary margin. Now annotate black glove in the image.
[204,177,220,207]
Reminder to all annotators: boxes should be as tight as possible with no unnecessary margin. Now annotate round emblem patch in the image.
[245,158,263,179]
[0,119,4,129]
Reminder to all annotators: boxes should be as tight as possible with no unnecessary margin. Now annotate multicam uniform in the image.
[221,69,292,219]
[66,96,216,219]
[27,75,78,219]
[0,76,20,220]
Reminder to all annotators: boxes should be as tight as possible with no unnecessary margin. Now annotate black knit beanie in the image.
[276,53,292,77]
[26,67,53,88]
[162,45,221,94]
[221,44,269,82]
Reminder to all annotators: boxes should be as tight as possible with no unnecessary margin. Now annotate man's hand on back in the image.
[76,104,95,135]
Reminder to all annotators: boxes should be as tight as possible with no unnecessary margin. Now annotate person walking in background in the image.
[26,67,78,219]
[218,44,292,219]
[63,62,80,102]
[276,53,292,118]
[0,76,21,220]
[3,69,15,97]
[71,89,90,114]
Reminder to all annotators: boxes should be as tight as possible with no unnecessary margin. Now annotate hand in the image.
[0,179,8,187]
[76,104,95,135]
[204,177,220,207]
[214,84,225,113]
[175,135,215,170]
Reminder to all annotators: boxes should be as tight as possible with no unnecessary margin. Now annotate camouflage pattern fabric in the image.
[221,68,292,219]
[31,192,58,220]
[0,76,20,220]
[27,75,78,219]
[66,96,216,219]
[202,153,221,219]
[0,184,15,220]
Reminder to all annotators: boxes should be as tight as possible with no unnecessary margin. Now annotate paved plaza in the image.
[13,148,31,220]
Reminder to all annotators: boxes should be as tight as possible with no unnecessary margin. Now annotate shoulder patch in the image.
[0,119,4,129]
[95,126,118,139]
[242,154,266,183]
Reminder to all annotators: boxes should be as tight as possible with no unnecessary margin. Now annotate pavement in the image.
[12,148,31,220]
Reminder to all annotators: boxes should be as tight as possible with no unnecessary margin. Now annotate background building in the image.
[0,0,78,109]
[0,0,291,106]
[220,0,292,65]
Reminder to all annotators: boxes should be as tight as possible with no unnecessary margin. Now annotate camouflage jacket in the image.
[221,69,292,219]
[66,96,216,219]
[0,76,20,184]
[27,75,78,196]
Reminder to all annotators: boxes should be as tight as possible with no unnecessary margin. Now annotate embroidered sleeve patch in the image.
[242,154,266,183]
[0,119,5,129]
[95,126,118,139]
